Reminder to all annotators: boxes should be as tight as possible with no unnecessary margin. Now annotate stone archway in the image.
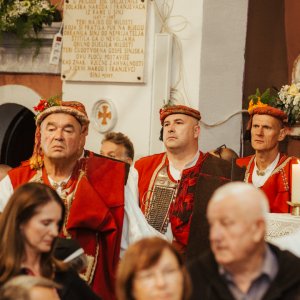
[0,103,36,167]
[0,85,39,167]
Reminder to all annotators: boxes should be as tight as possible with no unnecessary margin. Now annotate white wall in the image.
[0,0,249,160]
[62,0,248,159]
[198,0,248,155]
[0,85,39,111]
[62,0,157,160]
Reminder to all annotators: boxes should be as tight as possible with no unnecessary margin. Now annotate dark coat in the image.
[55,269,102,300]
[186,155,245,261]
[188,244,300,300]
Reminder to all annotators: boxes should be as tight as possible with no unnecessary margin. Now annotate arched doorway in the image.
[0,103,36,167]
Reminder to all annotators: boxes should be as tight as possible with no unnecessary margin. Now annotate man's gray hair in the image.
[210,182,270,219]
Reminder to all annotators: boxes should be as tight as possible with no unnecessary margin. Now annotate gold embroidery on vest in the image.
[245,156,292,191]
[30,164,99,284]
[144,166,178,234]
[79,233,99,285]
[244,156,255,183]
[61,168,85,238]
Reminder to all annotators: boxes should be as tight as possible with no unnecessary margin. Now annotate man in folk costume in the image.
[0,98,155,300]
[237,89,298,213]
[133,103,245,261]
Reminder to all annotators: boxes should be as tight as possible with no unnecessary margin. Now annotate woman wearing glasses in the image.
[116,237,191,300]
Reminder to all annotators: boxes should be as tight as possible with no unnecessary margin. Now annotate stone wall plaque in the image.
[0,22,62,74]
[61,0,148,83]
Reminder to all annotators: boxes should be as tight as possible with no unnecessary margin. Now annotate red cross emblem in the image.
[97,105,112,125]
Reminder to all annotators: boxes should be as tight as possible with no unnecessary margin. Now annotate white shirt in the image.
[169,150,200,181]
[252,153,280,188]
[132,150,201,241]
[0,175,13,212]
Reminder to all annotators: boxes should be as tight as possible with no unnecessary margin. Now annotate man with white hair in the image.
[0,99,124,299]
[188,182,300,300]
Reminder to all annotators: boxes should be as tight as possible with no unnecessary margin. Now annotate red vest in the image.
[237,154,298,213]
[9,151,126,300]
[135,152,207,251]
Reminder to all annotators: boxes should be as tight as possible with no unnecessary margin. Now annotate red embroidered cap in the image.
[249,106,287,122]
[34,99,89,126]
[30,98,89,170]
[247,88,287,122]
[159,104,201,125]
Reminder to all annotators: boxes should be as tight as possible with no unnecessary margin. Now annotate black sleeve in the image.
[186,155,245,262]
[55,269,102,300]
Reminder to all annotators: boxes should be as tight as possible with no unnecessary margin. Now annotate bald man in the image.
[134,104,245,259]
[188,182,300,300]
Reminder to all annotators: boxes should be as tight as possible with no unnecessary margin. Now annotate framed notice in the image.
[61,0,148,83]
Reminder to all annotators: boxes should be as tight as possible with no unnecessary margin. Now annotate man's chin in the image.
[165,141,179,149]
[252,144,266,151]
[215,257,233,267]
[46,152,80,162]
[213,250,231,263]
[47,154,68,160]
[252,139,268,147]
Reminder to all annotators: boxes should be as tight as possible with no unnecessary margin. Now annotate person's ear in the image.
[125,157,133,165]
[278,127,287,142]
[81,125,89,136]
[251,219,265,243]
[193,124,200,138]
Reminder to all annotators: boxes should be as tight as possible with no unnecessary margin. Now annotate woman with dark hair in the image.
[0,182,101,300]
[116,237,191,300]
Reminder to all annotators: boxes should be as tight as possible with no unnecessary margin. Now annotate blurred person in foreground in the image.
[0,275,61,300]
[0,182,101,300]
[116,237,191,300]
[237,88,298,212]
[100,132,134,164]
[188,182,300,300]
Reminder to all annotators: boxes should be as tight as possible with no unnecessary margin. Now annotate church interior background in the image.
[0,0,299,167]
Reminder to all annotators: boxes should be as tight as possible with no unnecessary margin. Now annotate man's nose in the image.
[168,123,175,132]
[209,223,222,241]
[255,127,263,135]
[54,129,64,140]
